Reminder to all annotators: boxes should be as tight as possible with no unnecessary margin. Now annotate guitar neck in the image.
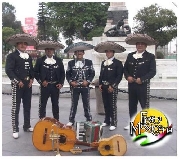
[82,147,98,152]
[75,140,91,146]
[75,140,99,147]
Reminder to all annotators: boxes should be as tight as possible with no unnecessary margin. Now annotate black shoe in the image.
[98,113,105,115]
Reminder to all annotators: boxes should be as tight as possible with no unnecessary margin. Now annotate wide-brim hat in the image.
[64,42,94,53]
[36,41,65,50]
[125,34,157,45]
[6,33,38,46]
[94,41,126,53]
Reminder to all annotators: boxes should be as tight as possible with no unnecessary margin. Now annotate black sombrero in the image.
[64,42,94,53]
[94,41,126,53]
[6,33,38,46]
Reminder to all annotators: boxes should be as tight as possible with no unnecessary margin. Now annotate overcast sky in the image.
[4,0,178,52]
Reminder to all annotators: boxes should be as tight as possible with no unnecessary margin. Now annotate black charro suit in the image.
[66,58,95,123]
[124,51,156,119]
[5,50,34,133]
[34,55,65,120]
[99,58,123,127]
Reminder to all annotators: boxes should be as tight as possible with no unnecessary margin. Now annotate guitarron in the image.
[32,117,76,152]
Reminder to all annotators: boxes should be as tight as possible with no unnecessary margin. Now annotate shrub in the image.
[156,51,164,59]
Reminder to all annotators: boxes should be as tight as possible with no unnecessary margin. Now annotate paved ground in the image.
[2,93,177,156]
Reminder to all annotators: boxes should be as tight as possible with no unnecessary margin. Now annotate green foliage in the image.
[156,51,164,59]
[2,27,16,52]
[37,2,109,44]
[2,2,24,60]
[133,4,177,48]
[2,2,23,33]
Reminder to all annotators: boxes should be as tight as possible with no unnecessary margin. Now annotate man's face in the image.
[136,42,147,53]
[74,50,84,60]
[105,50,115,59]
[16,42,28,52]
[45,48,55,58]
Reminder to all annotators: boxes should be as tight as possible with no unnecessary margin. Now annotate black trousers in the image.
[128,82,150,119]
[69,87,92,123]
[101,85,118,127]
[11,80,32,133]
[39,84,60,120]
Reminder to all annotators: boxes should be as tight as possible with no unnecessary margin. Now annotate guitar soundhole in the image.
[59,135,66,143]
[104,145,110,150]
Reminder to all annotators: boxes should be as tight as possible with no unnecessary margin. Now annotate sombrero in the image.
[36,41,65,50]
[94,41,126,53]
[125,34,157,45]
[6,33,38,46]
[64,42,94,53]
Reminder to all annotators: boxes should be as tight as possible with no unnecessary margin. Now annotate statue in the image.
[104,16,131,37]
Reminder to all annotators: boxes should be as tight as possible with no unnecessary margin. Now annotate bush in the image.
[156,51,164,59]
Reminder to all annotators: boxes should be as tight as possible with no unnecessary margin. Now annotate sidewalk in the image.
[2,94,177,156]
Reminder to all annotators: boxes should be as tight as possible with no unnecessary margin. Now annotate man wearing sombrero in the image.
[94,41,125,131]
[34,41,65,121]
[64,42,95,126]
[5,33,38,139]
[123,34,156,130]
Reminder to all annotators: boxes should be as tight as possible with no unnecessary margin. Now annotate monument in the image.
[83,2,155,77]
[81,2,177,99]
[2,2,177,100]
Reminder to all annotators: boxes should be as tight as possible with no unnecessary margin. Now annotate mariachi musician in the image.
[64,42,95,126]
[123,34,156,130]
[94,41,125,131]
[34,41,65,121]
[5,33,38,139]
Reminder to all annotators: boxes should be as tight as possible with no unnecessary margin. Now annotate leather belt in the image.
[102,81,110,85]
[24,76,30,80]
[47,81,58,84]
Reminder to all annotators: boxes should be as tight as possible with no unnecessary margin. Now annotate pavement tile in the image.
[2,94,177,156]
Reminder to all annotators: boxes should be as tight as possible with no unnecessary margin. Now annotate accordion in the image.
[76,121,103,143]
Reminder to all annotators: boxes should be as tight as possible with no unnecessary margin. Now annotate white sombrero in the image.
[36,41,65,50]
[125,34,157,45]
[64,42,94,53]
[6,33,39,46]
[94,41,126,53]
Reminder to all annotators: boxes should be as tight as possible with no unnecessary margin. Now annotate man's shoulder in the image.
[144,51,155,57]
[37,55,45,60]
[67,59,75,64]
[128,51,136,56]
[84,59,93,63]
[54,56,63,61]
[113,58,123,64]
[7,50,18,57]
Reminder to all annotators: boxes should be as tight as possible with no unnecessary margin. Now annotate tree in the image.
[37,2,109,45]
[37,2,61,41]
[133,4,177,49]
[37,2,47,40]
[2,2,24,62]
[2,27,16,62]
[2,2,23,33]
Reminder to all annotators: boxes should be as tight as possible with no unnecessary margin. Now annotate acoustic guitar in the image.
[32,117,99,152]
[70,134,127,156]
[32,117,76,152]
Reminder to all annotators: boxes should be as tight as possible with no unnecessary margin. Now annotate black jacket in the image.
[99,58,123,88]
[5,50,34,82]
[124,51,156,83]
[66,59,95,84]
[34,55,65,85]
